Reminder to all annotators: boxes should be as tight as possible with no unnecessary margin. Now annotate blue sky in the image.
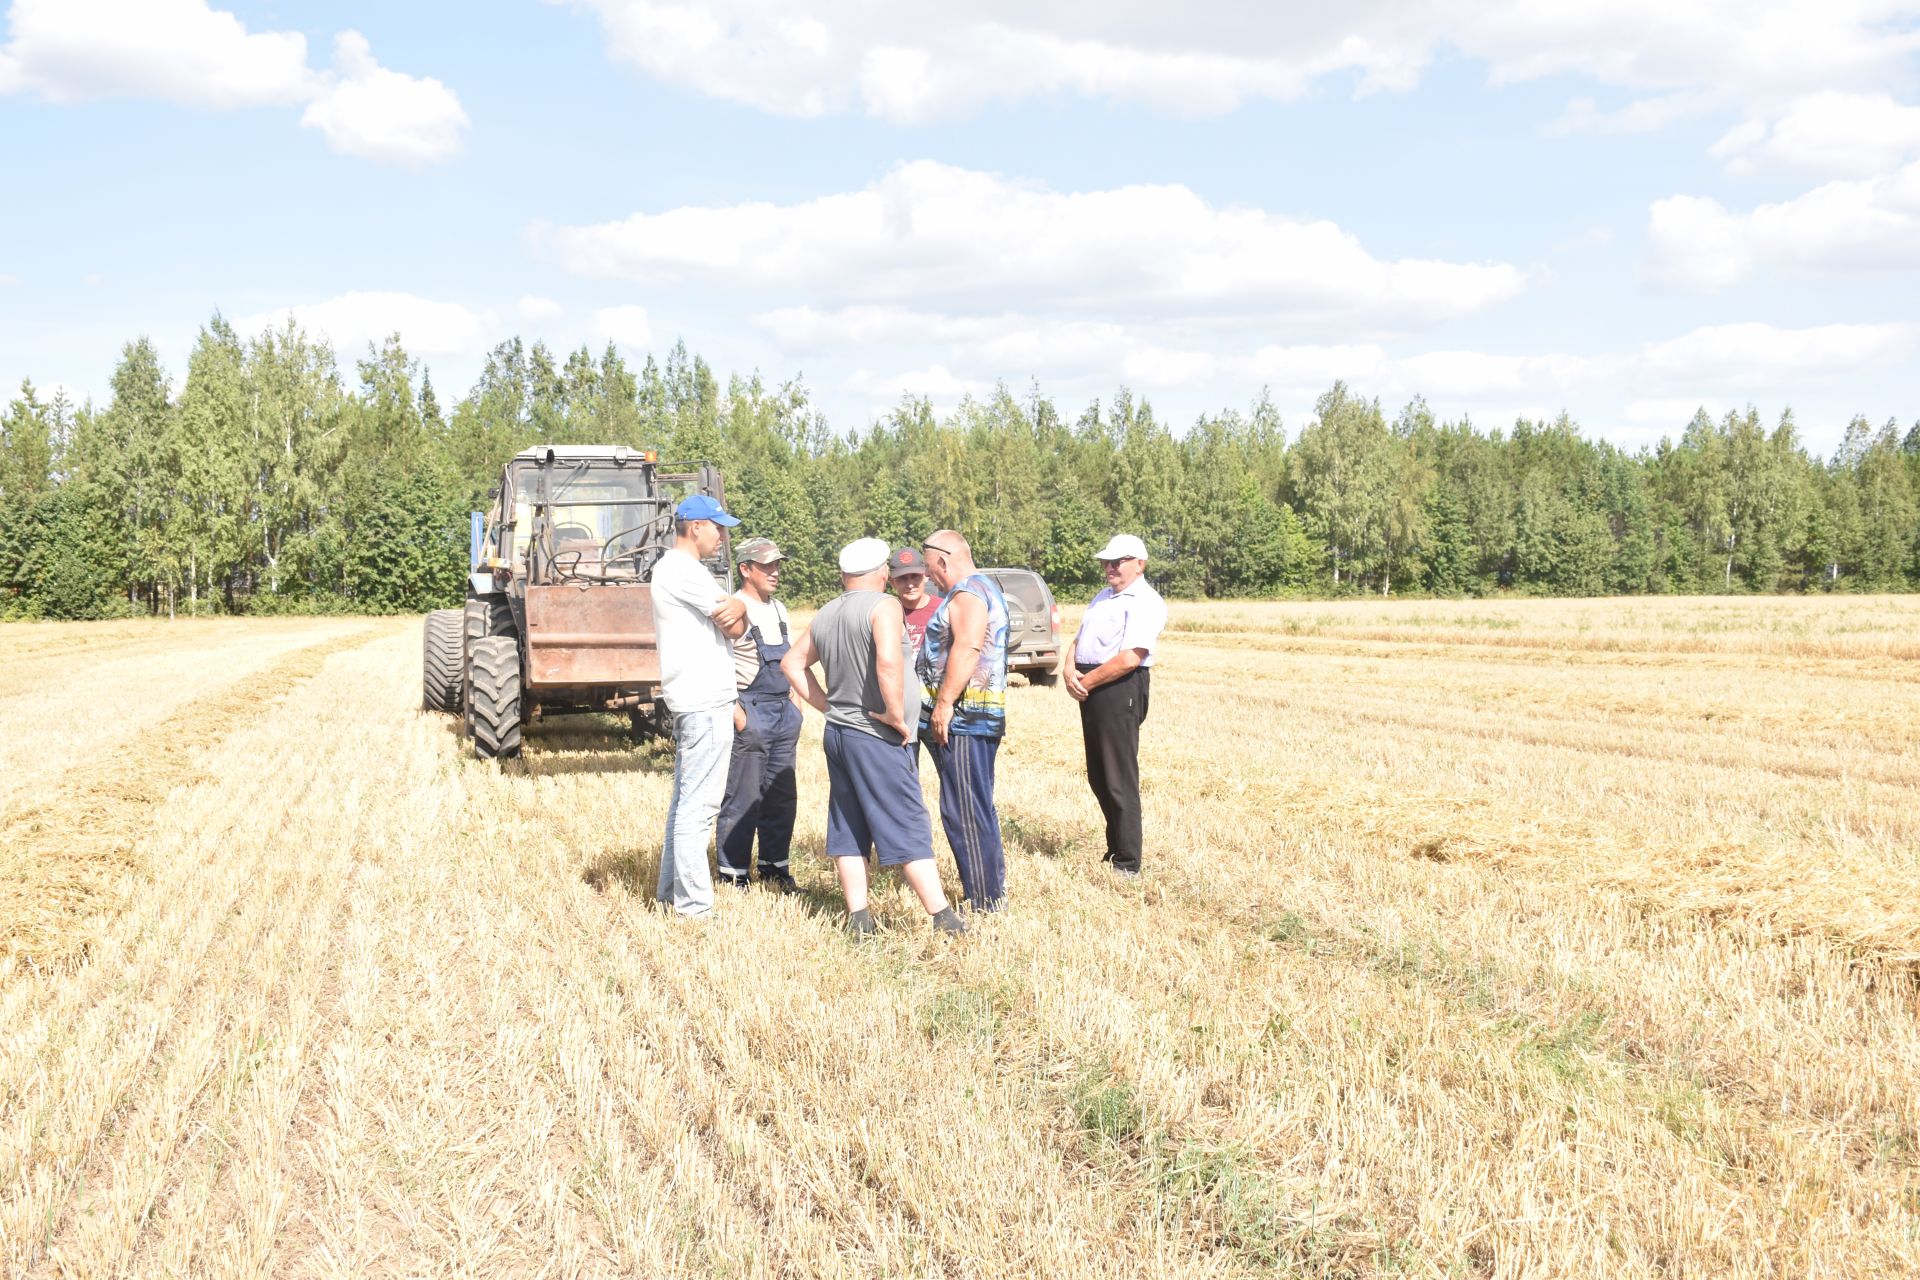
[2,1,1916,455]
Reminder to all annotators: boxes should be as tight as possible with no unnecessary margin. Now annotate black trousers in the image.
[1078,664,1150,872]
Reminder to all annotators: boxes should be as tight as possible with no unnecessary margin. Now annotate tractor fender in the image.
[470,570,496,595]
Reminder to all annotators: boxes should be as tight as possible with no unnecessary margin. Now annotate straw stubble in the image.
[1,595,1916,1277]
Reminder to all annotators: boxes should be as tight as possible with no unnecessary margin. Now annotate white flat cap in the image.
[838,537,890,575]
[1094,533,1149,561]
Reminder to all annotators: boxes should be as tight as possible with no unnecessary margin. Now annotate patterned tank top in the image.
[916,573,1008,739]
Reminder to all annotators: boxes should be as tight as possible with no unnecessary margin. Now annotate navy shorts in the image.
[823,723,935,866]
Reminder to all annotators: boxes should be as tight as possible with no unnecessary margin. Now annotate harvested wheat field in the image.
[3,596,1918,1278]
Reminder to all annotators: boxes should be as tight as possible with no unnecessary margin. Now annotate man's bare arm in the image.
[779,625,829,714]
[1078,647,1147,692]
[1063,624,1087,699]
[870,596,910,738]
[709,595,748,637]
[933,590,986,709]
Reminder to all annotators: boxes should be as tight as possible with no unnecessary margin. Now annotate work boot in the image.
[762,873,798,895]
[847,908,877,938]
[931,907,967,936]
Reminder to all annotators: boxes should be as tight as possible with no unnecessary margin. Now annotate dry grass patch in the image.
[1,597,1918,1277]
[0,620,388,968]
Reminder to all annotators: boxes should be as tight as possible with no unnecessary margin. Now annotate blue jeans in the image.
[659,706,734,916]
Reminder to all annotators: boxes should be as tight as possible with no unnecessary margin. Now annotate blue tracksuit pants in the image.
[927,733,1005,910]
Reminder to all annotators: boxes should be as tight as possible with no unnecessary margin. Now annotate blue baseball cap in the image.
[674,494,740,526]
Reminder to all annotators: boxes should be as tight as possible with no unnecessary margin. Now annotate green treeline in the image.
[3,317,1918,619]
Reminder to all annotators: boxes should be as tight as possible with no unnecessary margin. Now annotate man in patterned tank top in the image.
[916,530,1011,912]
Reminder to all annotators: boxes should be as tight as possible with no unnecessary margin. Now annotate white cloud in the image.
[845,364,992,403]
[1642,195,1753,290]
[755,305,989,352]
[591,304,653,350]
[300,31,468,164]
[1643,160,1920,289]
[1624,397,1727,426]
[0,2,465,164]
[838,318,1909,439]
[0,0,313,107]
[559,1,1920,122]
[541,161,1527,332]
[1641,321,1920,384]
[1711,92,1920,177]
[237,291,492,358]
[518,295,565,321]
[1549,91,1715,136]
[1393,350,1607,398]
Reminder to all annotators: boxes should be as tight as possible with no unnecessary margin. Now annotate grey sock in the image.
[848,908,877,936]
[931,907,966,935]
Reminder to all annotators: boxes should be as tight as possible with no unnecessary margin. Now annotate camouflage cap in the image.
[735,536,786,565]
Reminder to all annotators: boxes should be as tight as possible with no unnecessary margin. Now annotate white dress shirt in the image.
[1074,577,1167,668]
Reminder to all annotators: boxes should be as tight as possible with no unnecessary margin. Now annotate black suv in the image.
[982,568,1062,686]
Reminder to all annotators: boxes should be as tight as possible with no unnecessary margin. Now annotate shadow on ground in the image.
[1001,807,1095,859]
[432,708,674,776]
[582,837,846,922]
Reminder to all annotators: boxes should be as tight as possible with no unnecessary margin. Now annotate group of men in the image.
[647,493,1167,933]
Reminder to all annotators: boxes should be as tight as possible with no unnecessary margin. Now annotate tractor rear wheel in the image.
[469,636,523,759]
[422,608,464,712]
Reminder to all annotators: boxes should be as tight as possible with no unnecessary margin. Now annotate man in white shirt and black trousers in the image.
[1062,534,1167,878]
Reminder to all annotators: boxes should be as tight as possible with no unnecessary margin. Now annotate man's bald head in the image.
[921,529,977,592]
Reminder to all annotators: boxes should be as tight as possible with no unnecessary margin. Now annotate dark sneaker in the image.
[718,875,750,891]
[931,907,967,936]
[847,908,878,938]
[761,874,798,895]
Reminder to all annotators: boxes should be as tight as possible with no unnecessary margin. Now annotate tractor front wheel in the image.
[469,637,523,759]
[422,608,464,712]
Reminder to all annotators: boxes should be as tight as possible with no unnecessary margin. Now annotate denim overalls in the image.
[716,613,803,884]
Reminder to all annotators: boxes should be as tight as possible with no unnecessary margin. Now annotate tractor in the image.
[421,445,731,758]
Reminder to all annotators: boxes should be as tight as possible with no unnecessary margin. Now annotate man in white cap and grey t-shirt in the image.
[781,537,966,937]
[1062,534,1167,877]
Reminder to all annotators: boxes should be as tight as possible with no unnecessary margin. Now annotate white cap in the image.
[1094,533,1149,562]
[838,537,890,575]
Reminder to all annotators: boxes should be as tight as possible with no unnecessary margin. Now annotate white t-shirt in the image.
[652,549,736,713]
[730,593,790,687]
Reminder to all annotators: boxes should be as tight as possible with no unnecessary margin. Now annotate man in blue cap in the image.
[652,493,747,917]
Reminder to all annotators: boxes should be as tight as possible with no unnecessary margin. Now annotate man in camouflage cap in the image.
[716,535,803,891]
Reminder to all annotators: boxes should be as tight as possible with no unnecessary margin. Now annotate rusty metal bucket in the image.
[522,583,662,689]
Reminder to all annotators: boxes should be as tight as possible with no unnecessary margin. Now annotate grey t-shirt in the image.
[812,590,916,747]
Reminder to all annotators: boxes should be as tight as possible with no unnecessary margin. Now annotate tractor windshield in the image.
[511,461,670,580]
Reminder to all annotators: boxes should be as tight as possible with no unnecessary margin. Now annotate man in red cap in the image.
[888,545,944,721]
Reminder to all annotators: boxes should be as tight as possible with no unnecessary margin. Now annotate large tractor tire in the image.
[422,608,464,712]
[464,595,513,646]
[461,596,515,739]
[469,636,523,759]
